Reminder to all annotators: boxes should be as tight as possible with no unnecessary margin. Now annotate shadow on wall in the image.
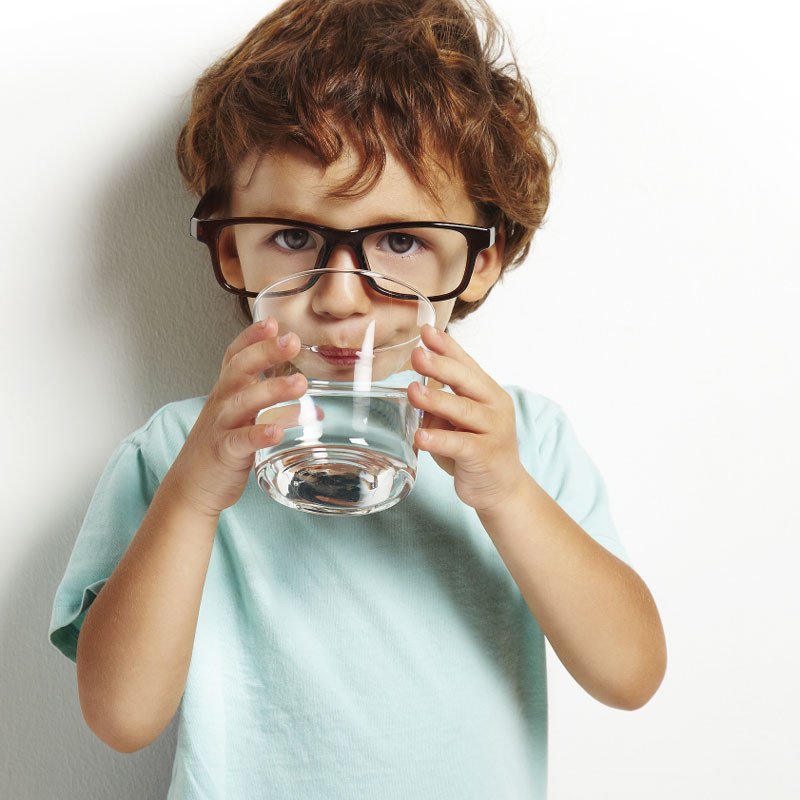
[6,510,182,798]
[88,107,244,408]
[3,107,243,797]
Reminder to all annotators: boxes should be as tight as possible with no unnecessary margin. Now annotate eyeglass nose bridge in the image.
[314,230,371,273]
[303,229,408,300]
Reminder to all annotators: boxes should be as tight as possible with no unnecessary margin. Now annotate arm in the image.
[76,318,307,752]
[77,474,218,752]
[477,472,667,710]
[407,324,666,710]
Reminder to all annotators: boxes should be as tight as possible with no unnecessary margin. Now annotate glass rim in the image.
[253,268,437,356]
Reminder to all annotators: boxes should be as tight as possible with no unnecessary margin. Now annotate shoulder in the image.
[502,384,631,563]
[119,395,208,482]
[502,383,565,436]
[500,383,576,472]
[124,395,207,445]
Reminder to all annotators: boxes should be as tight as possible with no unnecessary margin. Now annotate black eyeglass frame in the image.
[189,188,496,302]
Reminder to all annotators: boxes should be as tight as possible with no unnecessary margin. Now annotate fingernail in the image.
[279,332,292,347]
[416,381,428,395]
[426,324,443,338]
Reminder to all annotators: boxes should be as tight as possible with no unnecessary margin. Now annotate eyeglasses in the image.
[189,187,496,302]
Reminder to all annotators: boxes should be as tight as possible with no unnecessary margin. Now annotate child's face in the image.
[226,140,502,376]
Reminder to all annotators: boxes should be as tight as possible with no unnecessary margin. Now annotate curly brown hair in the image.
[176,0,556,326]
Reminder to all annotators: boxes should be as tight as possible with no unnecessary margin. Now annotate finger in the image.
[256,400,325,430]
[408,381,492,434]
[219,330,303,395]
[218,372,309,429]
[420,409,455,432]
[221,317,279,369]
[415,427,482,463]
[410,331,495,403]
[219,419,287,461]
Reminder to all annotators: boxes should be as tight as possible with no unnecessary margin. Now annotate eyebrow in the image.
[238,207,445,227]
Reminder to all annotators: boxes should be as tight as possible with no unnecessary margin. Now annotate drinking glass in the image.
[252,269,436,515]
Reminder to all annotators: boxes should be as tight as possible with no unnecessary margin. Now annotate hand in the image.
[407,324,530,514]
[166,318,308,517]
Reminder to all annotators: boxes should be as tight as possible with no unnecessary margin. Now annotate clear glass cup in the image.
[252,269,437,515]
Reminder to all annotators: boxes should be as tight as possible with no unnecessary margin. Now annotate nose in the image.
[311,244,371,319]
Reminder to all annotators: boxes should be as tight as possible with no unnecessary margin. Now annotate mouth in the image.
[304,331,415,364]
[315,346,361,366]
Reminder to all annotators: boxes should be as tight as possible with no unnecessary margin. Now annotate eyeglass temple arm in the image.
[189,187,226,239]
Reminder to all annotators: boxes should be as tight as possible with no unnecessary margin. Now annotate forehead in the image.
[229,142,477,226]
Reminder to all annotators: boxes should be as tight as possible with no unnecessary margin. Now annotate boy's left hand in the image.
[407,324,530,514]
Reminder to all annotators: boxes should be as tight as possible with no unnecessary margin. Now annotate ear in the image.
[217,227,246,290]
[457,223,506,303]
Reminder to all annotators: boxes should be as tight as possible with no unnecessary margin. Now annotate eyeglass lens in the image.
[217,223,469,296]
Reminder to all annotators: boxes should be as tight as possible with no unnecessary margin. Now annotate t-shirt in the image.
[49,383,630,800]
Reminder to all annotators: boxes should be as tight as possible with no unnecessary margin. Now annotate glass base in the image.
[255,444,415,515]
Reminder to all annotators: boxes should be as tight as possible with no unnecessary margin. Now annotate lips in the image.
[316,346,360,366]
[317,346,360,357]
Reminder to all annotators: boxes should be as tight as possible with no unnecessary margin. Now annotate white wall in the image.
[3,1,797,797]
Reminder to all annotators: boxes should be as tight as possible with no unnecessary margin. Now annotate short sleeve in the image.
[512,388,631,566]
[48,437,159,663]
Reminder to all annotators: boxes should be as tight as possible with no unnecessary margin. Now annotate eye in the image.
[379,232,423,255]
[273,228,314,251]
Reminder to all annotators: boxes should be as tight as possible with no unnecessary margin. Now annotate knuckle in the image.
[261,376,286,403]
[210,433,225,463]
[464,435,480,460]
[227,349,243,373]
[260,339,277,361]
[225,429,242,456]
[281,374,302,391]
[224,338,240,360]
[222,428,236,453]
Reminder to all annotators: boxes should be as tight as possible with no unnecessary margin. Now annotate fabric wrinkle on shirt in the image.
[49,384,630,800]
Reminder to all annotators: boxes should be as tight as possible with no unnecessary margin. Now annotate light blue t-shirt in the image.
[49,384,630,800]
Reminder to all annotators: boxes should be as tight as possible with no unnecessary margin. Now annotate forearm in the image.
[478,472,667,710]
[76,470,219,752]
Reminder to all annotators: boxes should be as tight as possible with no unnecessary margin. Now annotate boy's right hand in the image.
[165,317,307,518]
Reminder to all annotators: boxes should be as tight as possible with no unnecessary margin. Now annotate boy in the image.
[49,1,666,797]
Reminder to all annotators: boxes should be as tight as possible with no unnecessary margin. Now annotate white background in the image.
[2,1,798,797]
